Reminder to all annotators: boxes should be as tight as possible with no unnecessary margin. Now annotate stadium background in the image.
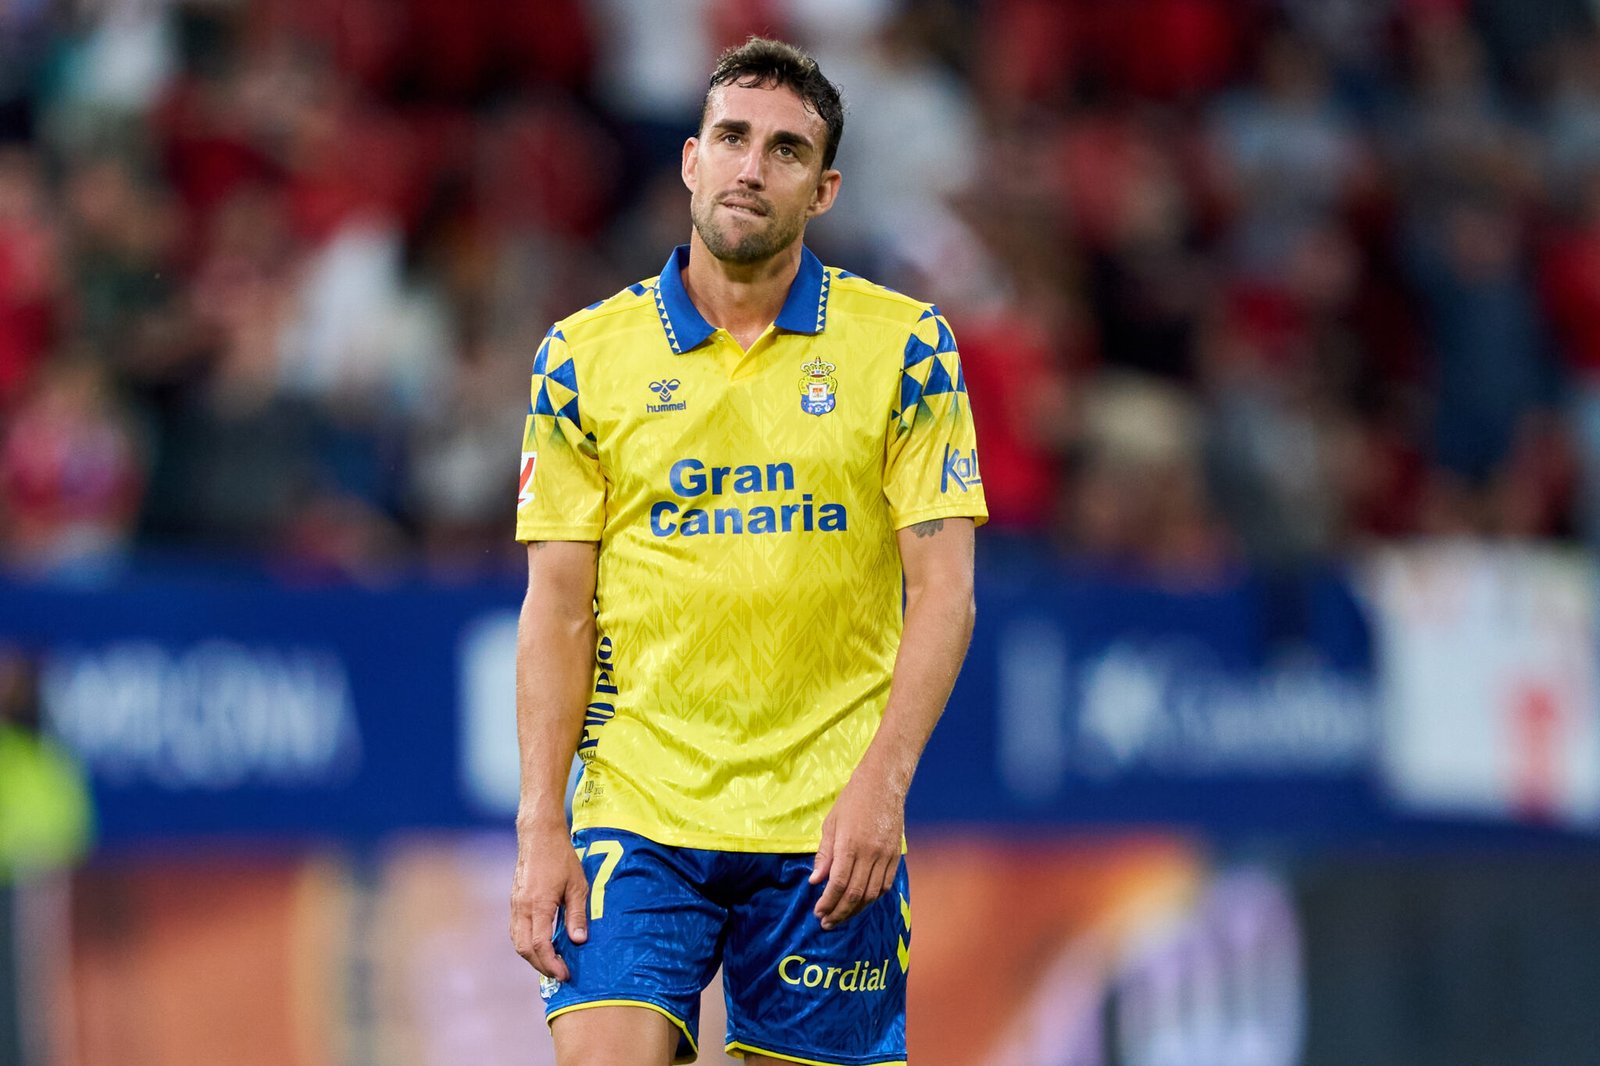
[5,0,1600,1063]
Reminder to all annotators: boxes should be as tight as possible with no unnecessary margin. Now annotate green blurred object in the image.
[0,722,92,880]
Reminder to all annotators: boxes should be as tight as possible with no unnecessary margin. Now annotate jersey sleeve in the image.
[883,306,989,529]
[515,327,606,542]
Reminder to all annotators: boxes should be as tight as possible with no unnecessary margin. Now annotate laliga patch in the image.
[799,357,837,416]
[519,451,538,506]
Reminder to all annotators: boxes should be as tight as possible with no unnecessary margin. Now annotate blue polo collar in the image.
[653,244,831,354]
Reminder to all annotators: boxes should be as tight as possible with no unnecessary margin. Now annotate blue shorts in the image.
[540,828,910,1065]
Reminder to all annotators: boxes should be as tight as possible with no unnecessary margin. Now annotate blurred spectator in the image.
[1405,200,1561,533]
[406,338,529,575]
[1065,371,1233,581]
[1065,106,1209,382]
[0,0,52,143]
[1540,172,1600,543]
[0,147,62,407]
[0,645,92,879]
[1205,29,1370,281]
[0,358,143,577]
[0,640,90,1062]
[63,154,182,368]
[1541,34,1600,211]
[807,7,978,274]
[1204,224,1376,563]
[0,644,92,1066]
[588,0,725,180]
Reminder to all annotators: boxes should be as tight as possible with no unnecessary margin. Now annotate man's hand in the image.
[510,827,590,980]
[809,771,905,930]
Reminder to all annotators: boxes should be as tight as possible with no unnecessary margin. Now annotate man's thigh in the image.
[722,854,911,1066]
[542,829,726,1063]
[551,1004,678,1066]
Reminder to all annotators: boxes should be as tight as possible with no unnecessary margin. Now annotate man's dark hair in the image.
[703,37,845,170]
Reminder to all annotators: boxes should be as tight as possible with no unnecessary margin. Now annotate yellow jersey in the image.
[515,245,986,851]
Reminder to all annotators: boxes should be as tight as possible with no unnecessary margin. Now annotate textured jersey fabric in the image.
[516,244,987,852]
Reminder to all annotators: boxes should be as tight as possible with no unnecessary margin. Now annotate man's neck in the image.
[680,233,802,350]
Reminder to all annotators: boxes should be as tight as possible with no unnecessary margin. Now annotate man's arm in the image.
[810,516,976,930]
[509,540,600,979]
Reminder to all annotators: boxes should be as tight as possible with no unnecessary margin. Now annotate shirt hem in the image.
[571,814,821,854]
[889,504,989,531]
[515,524,603,543]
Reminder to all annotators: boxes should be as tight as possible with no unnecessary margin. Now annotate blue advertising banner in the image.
[0,556,1590,846]
[0,569,520,841]
[912,562,1385,834]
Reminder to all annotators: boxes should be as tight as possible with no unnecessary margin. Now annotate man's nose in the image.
[736,148,766,188]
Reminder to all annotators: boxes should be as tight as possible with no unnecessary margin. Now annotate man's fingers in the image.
[564,876,590,944]
[819,852,881,930]
[512,898,570,981]
[819,850,902,929]
[878,854,899,898]
[810,820,835,886]
[528,922,570,982]
[813,849,854,923]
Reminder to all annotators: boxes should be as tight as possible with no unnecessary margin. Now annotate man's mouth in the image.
[719,197,769,217]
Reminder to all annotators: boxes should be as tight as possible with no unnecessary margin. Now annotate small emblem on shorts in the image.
[647,378,686,413]
[539,974,561,1000]
[799,358,837,416]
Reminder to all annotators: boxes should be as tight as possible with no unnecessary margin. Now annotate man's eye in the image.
[777,146,795,157]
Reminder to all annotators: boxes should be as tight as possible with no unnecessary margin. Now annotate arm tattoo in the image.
[909,519,945,539]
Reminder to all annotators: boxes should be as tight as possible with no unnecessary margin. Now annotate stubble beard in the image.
[692,194,806,265]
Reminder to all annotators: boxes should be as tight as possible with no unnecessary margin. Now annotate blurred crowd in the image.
[1,0,1597,582]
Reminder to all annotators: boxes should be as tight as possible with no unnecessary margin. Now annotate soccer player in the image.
[510,37,987,1066]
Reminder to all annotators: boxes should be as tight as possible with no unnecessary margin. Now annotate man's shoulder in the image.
[824,267,940,329]
[552,276,664,342]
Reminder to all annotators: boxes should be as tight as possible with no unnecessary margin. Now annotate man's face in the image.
[683,82,840,265]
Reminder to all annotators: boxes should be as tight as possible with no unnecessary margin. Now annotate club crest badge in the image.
[799,357,837,416]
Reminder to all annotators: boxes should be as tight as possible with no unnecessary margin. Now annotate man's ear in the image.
[808,168,842,220]
[682,137,700,193]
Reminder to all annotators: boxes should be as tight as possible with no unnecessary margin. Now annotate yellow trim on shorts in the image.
[547,999,698,1062]
[724,1041,906,1066]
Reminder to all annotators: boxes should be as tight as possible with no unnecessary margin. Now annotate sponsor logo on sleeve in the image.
[941,444,981,493]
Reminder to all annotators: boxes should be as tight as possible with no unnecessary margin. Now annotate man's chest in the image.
[583,336,895,502]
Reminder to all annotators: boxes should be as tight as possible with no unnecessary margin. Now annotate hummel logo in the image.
[647,378,686,414]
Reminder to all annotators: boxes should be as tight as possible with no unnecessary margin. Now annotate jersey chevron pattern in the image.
[516,244,987,852]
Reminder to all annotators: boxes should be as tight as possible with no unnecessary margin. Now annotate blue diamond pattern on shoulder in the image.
[547,359,578,393]
[955,362,967,394]
[899,370,924,412]
[934,317,958,355]
[902,333,935,370]
[533,382,557,416]
[557,395,581,426]
[923,357,956,397]
[628,282,648,296]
